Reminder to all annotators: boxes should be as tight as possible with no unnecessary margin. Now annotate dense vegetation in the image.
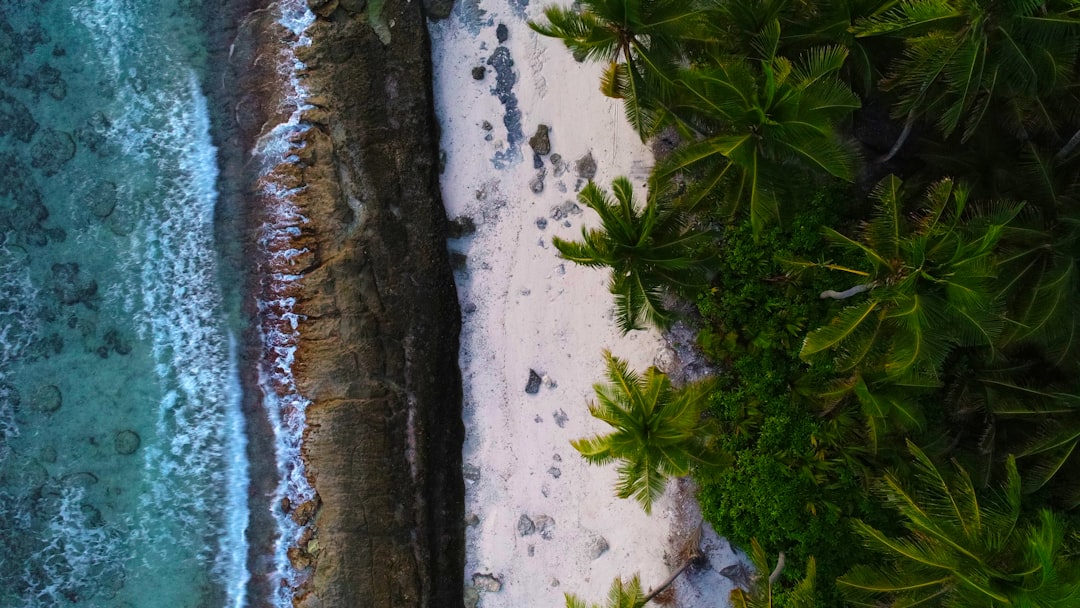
[532,0,1080,606]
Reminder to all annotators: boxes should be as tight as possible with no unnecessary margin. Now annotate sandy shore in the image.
[429,3,745,605]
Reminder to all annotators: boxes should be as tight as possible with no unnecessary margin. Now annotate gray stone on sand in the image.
[525,369,542,394]
[589,535,610,559]
[472,572,503,592]
[575,151,597,180]
[529,124,551,155]
[517,513,536,536]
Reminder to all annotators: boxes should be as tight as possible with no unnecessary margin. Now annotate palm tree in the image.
[528,0,714,138]
[730,538,819,608]
[572,351,726,513]
[655,21,861,233]
[565,576,645,608]
[853,0,1080,148]
[553,177,714,333]
[838,441,1080,606]
[792,175,1022,384]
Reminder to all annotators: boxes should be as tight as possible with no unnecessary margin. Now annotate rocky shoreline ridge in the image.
[206,0,465,605]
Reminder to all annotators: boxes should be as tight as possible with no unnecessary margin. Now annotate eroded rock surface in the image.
[213,0,464,605]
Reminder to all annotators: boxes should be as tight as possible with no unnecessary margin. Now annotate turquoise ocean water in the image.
[0,0,253,605]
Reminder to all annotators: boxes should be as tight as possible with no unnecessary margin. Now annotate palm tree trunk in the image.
[877,108,917,164]
[641,558,698,604]
[820,283,873,300]
[1057,127,1080,160]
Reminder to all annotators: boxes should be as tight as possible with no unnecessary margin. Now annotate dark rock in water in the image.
[85,181,118,219]
[29,64,66,101]
[22,23,51,53]
[0,23,21,82]
[525,369,542,394]
[0,91,37,142]
[104,328,131,355]
[529,124,550,155]
[30,129,76,176]
[62,471,99,489]
[496,23,509,43]
[30,384,62,413]
[449,250,468,271]
[48,262,97,306]
[471,66,485,80]
[80,503,104,528]
[517,514,535,536]
[114,430,140,455]
[75,111,111,155]
[0,453,48,496]
[575,151,597,180]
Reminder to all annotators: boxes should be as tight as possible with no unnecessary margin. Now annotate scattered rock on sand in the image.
[471,66,485,80]
[496,23,509,44]
[575,151,597,180]
[529,170,545,194]
[547,466,561,478]
[552,408,568,427]
[472,572,503,592]
[550,200,582,220]
[534,514,556,540]
[464,586,480,608]
[464,463,481,482]
[517,514,535,536]
[448,215,476,238]
[535,217,547,230]
[525,369,542,394]
[589,535,610,559]
[465,512,480,527]
[529,124,551,155]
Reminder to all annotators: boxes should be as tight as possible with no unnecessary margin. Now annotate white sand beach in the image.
[429,3,746,605]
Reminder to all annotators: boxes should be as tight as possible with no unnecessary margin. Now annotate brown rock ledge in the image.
[205,0,464,606]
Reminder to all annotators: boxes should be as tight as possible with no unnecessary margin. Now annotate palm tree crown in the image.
[656,20,861,233]
[572,351,724,514]
[854,0,1080,142]
[553,177,713,333]
[529,0,713,138]
[795,175,1021,383]
[839,441,1080,607]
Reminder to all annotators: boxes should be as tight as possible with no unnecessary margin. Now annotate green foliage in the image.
[565,575,644,608]
[839,441,1080,607]
[553,177,715,333]
[572,351,727,514]
[655,21,861,233]
[730,538,820,608]
[853,0,1080,141]
[529,0,715,138]
[795,175,1023,384]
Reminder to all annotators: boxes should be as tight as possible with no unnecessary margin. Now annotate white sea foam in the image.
[252,1,319,605]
